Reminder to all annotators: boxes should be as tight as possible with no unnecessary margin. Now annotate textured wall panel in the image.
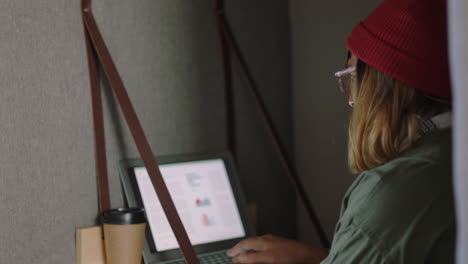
[0,1,98,262]
[0,0,293,262]
[225,0,296,238]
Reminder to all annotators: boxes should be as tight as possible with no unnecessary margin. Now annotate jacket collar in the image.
[420,112,452,136]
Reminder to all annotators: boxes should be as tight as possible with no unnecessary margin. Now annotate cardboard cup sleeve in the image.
[102,208,146,264]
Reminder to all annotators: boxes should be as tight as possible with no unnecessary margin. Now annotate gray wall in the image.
[0,1,293,262]
[224,0,295,238]
[290,0,380,244]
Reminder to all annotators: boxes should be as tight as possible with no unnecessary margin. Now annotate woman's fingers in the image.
[227,237,270,257]
[232,251,275,264]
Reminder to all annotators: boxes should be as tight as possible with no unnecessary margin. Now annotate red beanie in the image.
[346,0,451,99]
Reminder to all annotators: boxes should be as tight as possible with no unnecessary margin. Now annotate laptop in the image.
[119,153,254,264]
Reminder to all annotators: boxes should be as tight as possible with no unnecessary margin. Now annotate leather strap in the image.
[81,2,200,263]
[84,28,111,216]
[216,1,236,158]
[215,1,330,248]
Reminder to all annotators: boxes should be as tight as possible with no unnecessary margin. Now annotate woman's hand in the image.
[226,234,328,264]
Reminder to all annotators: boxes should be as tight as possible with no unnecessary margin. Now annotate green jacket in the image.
[321,129,455,264]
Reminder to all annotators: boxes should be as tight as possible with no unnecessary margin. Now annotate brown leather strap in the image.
[215,1,331,248]
[85,28,111,216]
[216,1,236,159]
[81,2,199,263]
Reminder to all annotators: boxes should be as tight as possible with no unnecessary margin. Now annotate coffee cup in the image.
[102,208,146,264]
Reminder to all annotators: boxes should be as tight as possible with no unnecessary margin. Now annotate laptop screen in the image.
[133,158,246,252]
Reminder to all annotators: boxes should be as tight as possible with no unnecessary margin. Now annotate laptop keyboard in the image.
[168,251,232,264]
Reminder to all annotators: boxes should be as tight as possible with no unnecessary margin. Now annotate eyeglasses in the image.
[334,66,356,107]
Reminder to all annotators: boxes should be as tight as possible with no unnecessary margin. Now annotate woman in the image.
[227,0,455,263]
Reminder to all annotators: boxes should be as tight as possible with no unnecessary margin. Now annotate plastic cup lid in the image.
[102,208,146,225]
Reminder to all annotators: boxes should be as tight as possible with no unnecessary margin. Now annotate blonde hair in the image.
[348,61,450,174]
